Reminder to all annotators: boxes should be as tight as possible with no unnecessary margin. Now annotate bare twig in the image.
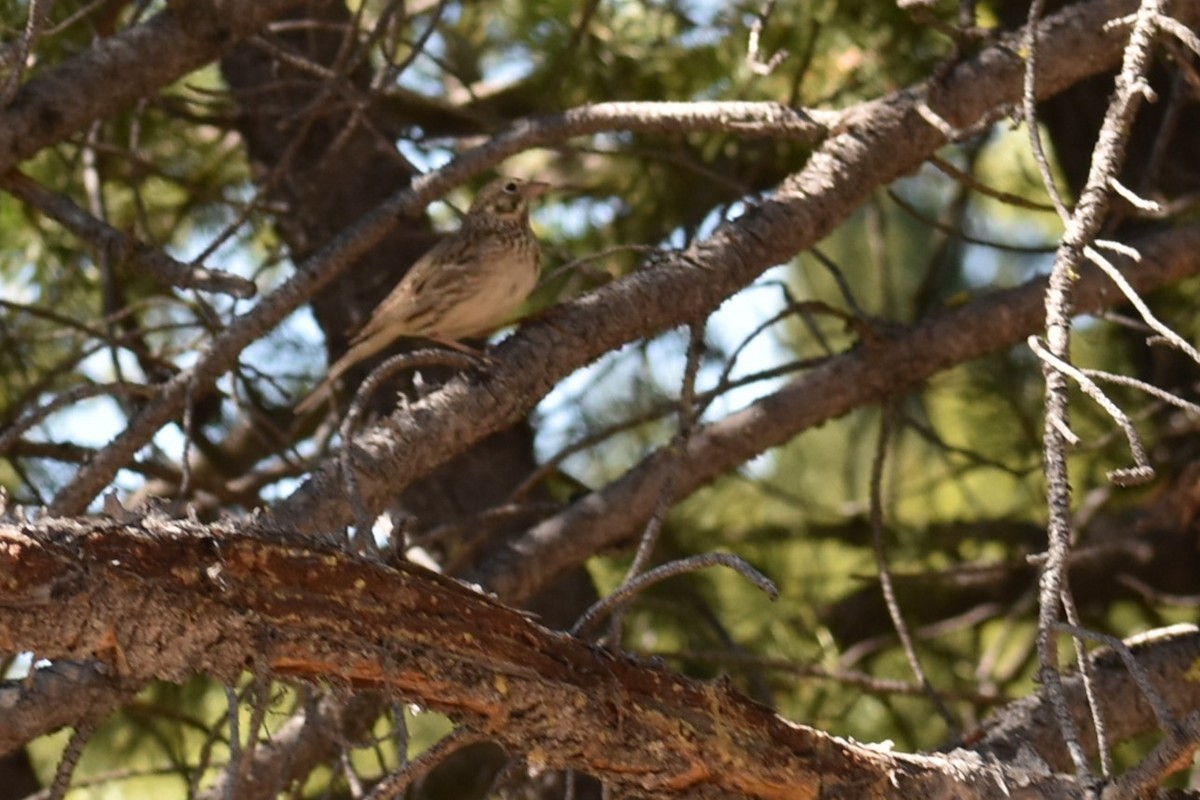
[928,154,1059,213]
[887,188,1056,253]
[48,721,92,800]
[869,401,957,729]
[746,0,789,76]
[571,552,778,637]
[363,728,488,800]
[1059,596,1114,778]
[0,382,157,457]
[377,0,452,86]
[1028,336,1154,486]
[665,650,1002,705]
[1022,0,1072,224]
[602,322,707,644]
[1087,242,1200,364]
[1082,368,1200,416]
[1054,622,1179,736]
[223,684,243,800]
[1029,0,1171,789]
[0,0,55,106]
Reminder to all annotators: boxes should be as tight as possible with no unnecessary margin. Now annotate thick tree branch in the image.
[0,662,138,756]
[0,516,1090,799]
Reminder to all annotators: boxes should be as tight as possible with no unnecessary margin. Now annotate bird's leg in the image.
[424,336,490,359]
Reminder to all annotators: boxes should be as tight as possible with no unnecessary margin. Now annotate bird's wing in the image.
[351,236,479,342]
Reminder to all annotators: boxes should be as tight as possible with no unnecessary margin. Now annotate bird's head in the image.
[469,177,551,220]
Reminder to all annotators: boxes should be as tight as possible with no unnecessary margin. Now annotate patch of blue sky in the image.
[482,43,537,86]
[0,263,39,303]
[893,160,1058,290]
[676,24,724,50]
[678,0,725,27]
[537,194,619,239]
[396,139,452,173]
[962,243,1001,287]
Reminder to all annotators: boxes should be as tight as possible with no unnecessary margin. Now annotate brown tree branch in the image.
[0,515,1092,799]
[0,662,139,756]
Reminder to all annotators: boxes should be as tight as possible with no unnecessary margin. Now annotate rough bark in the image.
[6,514,1162,799]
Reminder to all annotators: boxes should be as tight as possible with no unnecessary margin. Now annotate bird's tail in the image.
[294,349,357,415]
[294,375,337,416]
[293,336,384,416]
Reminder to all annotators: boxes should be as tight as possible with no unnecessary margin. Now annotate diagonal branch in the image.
[470,224,1200,604]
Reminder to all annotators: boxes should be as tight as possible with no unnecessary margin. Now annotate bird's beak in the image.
[522,181,552,198]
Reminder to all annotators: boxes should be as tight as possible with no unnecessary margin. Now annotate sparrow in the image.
[295,177,549,414]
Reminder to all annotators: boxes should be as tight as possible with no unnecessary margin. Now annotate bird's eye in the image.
[504,181,519,193]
